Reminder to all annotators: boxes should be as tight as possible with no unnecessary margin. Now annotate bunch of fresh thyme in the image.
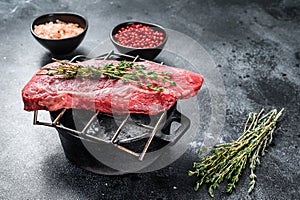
[38,58,176,92]
[188,108,284,197]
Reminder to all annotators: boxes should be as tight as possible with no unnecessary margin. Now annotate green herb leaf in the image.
[39,59,177,92]
[188,108,284,197]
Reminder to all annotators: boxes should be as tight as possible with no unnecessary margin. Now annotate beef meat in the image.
[22,60,204,115]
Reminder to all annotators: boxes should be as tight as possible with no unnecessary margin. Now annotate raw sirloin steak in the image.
[22,60,204,115]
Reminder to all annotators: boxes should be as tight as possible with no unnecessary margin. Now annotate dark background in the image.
[0,0,299,199]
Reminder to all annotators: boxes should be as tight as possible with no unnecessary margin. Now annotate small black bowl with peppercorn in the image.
[110,21,167,60]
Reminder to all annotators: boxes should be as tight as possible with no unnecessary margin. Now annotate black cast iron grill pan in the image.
[49,101,190,174]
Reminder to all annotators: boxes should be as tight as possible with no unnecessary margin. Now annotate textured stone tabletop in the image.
[0,0,299,199]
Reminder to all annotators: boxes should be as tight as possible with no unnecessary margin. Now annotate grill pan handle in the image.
[156,111,190,143]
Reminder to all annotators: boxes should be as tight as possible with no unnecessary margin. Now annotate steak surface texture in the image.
[22,60,204,115]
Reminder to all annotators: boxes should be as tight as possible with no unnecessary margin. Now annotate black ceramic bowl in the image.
[31,13,88,55]
[110,21,167,60]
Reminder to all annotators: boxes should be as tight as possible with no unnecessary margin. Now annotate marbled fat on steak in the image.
[22,60,204,115]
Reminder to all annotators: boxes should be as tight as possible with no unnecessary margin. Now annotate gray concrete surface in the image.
[0,0,299,199]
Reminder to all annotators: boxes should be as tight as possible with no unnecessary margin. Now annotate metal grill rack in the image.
[33,51,169,161]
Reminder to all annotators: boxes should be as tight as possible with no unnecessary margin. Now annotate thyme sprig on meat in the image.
[188,108,284,197]
[38,59,176,92]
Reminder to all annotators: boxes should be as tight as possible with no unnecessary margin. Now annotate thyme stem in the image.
[188,108,284,197]
[37,58,176,92]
